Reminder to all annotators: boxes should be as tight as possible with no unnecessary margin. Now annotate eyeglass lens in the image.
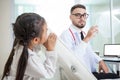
[72,13,88,18]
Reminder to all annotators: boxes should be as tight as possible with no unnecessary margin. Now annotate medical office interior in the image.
[0,0,120,80]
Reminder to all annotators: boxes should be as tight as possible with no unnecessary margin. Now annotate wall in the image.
[0,0,12,77]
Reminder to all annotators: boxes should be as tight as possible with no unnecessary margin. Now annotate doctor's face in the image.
[70,8,88,29]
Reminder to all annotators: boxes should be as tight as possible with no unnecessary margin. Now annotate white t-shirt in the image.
[3,44,57,80]
[60,24,102,72]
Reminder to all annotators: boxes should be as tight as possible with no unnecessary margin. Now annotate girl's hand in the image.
[44,33,57,51]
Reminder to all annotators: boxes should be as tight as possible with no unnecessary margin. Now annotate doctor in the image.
[60,4,119,79]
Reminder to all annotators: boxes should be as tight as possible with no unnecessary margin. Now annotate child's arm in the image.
[25,50,57,79]
[25,33,57,79]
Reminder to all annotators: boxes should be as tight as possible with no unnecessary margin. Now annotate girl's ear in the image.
[33,37,40,44]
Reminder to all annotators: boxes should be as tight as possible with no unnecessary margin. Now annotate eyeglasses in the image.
[72,13,89,19]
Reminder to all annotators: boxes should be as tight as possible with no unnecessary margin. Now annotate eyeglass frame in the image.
[72,13,89,19]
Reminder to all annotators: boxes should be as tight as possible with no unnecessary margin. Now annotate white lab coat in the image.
[3,44,57,80]
[60,24,102,72]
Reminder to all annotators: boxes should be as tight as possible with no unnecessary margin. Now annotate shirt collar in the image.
[28,48,36,56]
[70,24,83,33]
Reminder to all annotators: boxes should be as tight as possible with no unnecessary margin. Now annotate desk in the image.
[101,57,120,76]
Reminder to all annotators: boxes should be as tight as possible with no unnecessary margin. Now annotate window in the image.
[14,0,120,56]
[80,0,120,55]
[14,0,74,36]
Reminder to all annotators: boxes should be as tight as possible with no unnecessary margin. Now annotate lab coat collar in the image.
[28,48,36,56]
[70,24,83,33]
[14,44,36,56]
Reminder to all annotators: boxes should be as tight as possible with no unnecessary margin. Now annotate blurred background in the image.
[0,0,120,77]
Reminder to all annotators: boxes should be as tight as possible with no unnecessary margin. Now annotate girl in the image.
[1,13,57,80]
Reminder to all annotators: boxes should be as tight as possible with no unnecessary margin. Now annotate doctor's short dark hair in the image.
[70,4,86,13]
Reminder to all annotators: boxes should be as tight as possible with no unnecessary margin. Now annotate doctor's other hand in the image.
[99,60,109,73]
[44,33,57,51]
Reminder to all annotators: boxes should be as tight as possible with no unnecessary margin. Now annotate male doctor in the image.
[60,4,119,79]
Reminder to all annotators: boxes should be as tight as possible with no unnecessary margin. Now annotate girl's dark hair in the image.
[2,13,45,80]
[70,4,86,13]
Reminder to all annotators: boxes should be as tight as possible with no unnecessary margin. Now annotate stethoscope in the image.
[69,28,86,45]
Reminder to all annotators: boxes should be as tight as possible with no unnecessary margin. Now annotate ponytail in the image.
[2,40,29,80]
[1,38,18,80]
[15,42,28,80]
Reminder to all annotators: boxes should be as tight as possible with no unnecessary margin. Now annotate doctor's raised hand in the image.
[83,26,98,43]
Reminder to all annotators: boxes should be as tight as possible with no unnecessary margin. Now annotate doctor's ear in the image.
[70,14,74,21]
[70,15,72,20]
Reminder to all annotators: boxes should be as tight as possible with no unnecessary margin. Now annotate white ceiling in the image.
[79,0,108,5]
